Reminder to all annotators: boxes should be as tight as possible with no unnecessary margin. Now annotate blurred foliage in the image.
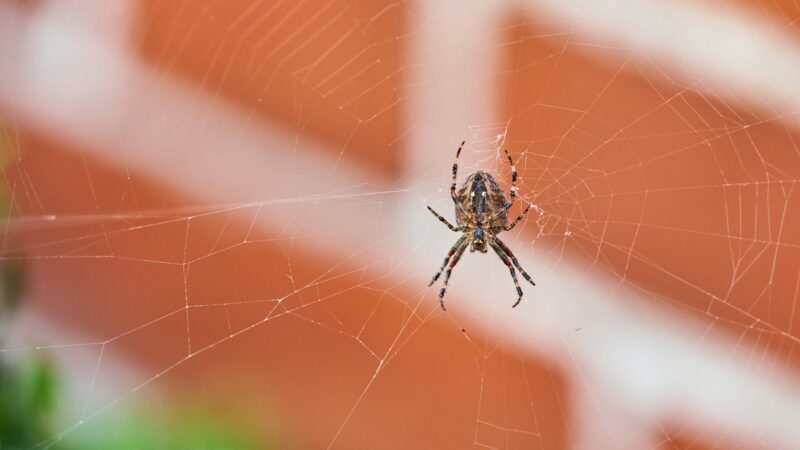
[0,253,270,450]
[70,412,267,450]
[0,357,269,449]
[0,123,274,449]
[0,358,58,449]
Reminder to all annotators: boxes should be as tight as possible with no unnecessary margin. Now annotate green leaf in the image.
[21,358,59,415]
[0,357,61,449]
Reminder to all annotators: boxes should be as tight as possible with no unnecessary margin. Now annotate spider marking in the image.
[426,141,536,310]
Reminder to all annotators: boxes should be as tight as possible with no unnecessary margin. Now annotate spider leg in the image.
[504,203,533,231]
[426,206,460,232]
[504,148,518,206]
[493,237,536,287]
[450,140,466,204]
[437,240,469,311]
[429,236,466,287]
[450,140,469,217]
[490,240,524,307]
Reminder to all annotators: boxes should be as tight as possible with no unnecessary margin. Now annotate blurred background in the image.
[1,0,800,448]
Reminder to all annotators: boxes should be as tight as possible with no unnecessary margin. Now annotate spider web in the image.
[1,0,800,448]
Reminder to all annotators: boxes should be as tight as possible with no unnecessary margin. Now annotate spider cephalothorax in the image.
[427,141,536,310]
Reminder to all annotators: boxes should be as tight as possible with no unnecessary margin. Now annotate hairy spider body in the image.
[456,171,508,251]
[427,141,536,310]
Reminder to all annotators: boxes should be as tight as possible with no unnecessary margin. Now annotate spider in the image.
[427,141,536,311]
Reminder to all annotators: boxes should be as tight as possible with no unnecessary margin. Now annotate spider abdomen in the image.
[455,171,508,233]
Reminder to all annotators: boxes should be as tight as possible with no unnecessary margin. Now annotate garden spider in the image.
[427,141,536,311]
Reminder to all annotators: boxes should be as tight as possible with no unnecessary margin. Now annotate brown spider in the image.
[427,141,536,310]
